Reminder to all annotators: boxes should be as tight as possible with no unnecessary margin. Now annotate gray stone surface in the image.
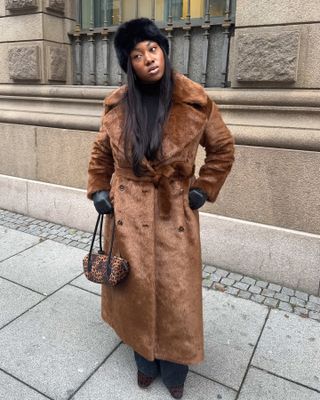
[191,290,268,390]
[69,274,101,296]
[238,367,320,400]
[0,225,40,261]
[0,239,85,294]
[5,0,37,10]
[0,285,120,400]
[236,31,300,82]
[47,46,67,81]
[8,45,41,81]
[0,370,47,400]
[252,309,320,391]
[236,0,320,26]
[268,283,282,292]
[47,0,64,12]
[0,277,44,328]
[200,211,320,295]
[73,343,237,400]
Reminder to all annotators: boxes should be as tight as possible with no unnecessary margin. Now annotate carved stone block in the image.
[8,46,40,81]
[48,46,67,81]
[46,0,64,13]
[236,31,300,82]
[5,0,37,10]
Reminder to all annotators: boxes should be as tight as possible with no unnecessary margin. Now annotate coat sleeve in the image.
[190,98,235,202]
[87,102,115,200]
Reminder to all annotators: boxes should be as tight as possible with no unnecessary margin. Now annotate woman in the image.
[87,18,234,399]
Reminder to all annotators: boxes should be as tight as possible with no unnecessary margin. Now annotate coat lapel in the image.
[103,73,209,163]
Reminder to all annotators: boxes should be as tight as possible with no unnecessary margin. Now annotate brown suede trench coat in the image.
[87,73,234,365]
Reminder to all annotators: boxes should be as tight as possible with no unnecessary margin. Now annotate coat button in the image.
[178,226,184,232]
[117,220,123,226]
[119,185,125,191]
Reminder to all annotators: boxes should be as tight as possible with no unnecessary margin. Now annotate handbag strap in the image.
[87,213,116,273]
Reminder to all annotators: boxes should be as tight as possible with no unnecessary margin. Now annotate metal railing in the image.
[69,0,235,87]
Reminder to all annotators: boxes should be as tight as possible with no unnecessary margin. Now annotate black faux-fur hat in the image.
[114,18,169,72]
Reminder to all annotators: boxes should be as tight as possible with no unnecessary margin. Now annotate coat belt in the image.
[115,162,195,218]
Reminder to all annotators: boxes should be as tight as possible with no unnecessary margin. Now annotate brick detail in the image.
[8,46,41,81]
[236,31,300,83]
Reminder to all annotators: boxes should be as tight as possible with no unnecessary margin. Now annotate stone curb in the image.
[1,208,319,322]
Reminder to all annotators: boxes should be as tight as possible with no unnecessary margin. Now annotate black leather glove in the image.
[188,188,208,210]
[92,190,114,214]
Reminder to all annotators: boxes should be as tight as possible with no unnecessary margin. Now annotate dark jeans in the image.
[134,351,189,388]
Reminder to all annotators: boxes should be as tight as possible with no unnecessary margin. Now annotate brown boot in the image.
[137,370,156,388]
[168,385,184,399]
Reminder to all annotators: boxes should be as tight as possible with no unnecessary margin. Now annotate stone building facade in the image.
[0,0,319,295]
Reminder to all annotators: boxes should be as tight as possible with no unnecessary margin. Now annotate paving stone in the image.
[211,272,222,282]
[213,282,226,292]
[234,282,249,291]
[238,290,251,300]
[310,295,320,305]
[202,271,210,279]
[251,294,265,304]
[281,287,295,296]
[294,307,309,318]
[261,288,275,298]
[73,344,237,400]
[309,312,320,321]
[295,291,309,302]
[0,278,44,328]
[228,272,243,281]
[264,298,279,308]
[225,286,239,296]
[256,280,268,289]
[238,367,320,400]
[241,276,256,286]
[0,285,120,400]
[221,277,235,286]
[215,268,229,277]
[268,283,282,292]
[290,297,306,307]
[69,274,101,296]
[0,226,40,261]
[248,285,262,294]
[202,278,214,288]
[278,301,293,313]
[0,370,48,400]
[306,302,320,312]
[192,290,268,391]
[252,309,320,391]
[274,292,290,302]
[0,240,85,295]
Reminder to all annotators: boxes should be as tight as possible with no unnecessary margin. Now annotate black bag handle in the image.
[87,213,116,274]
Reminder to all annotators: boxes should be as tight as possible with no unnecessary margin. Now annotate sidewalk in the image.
[0,211,319,400]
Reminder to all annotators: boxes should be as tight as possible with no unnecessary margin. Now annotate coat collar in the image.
[104,72,208,109]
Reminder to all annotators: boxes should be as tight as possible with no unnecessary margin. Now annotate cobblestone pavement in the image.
[1,208,319,322]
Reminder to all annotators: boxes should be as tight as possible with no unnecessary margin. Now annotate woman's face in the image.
[130,40,165,83]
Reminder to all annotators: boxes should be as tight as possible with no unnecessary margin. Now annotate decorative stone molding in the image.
[47,46,67,81]
[236,31,300,82]
[5,0,38,11]
[8,46,41,81]
[46,0,65,14]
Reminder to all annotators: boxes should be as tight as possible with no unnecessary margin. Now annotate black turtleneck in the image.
[137,80,161,160]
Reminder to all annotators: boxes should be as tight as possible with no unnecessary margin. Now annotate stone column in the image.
[0,0,76,84]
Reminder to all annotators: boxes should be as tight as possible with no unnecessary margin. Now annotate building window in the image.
[79,0,227,29]
[72,0,235,87]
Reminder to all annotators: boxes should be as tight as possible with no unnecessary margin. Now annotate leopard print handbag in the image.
[83,214,129,286]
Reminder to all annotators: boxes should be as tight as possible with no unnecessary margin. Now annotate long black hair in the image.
[123,48,173,176]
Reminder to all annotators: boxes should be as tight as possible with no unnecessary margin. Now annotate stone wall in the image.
[0,0,76,84]
[231,0,320,89]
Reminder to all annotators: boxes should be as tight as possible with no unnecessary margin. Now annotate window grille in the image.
[70,0,235,87]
